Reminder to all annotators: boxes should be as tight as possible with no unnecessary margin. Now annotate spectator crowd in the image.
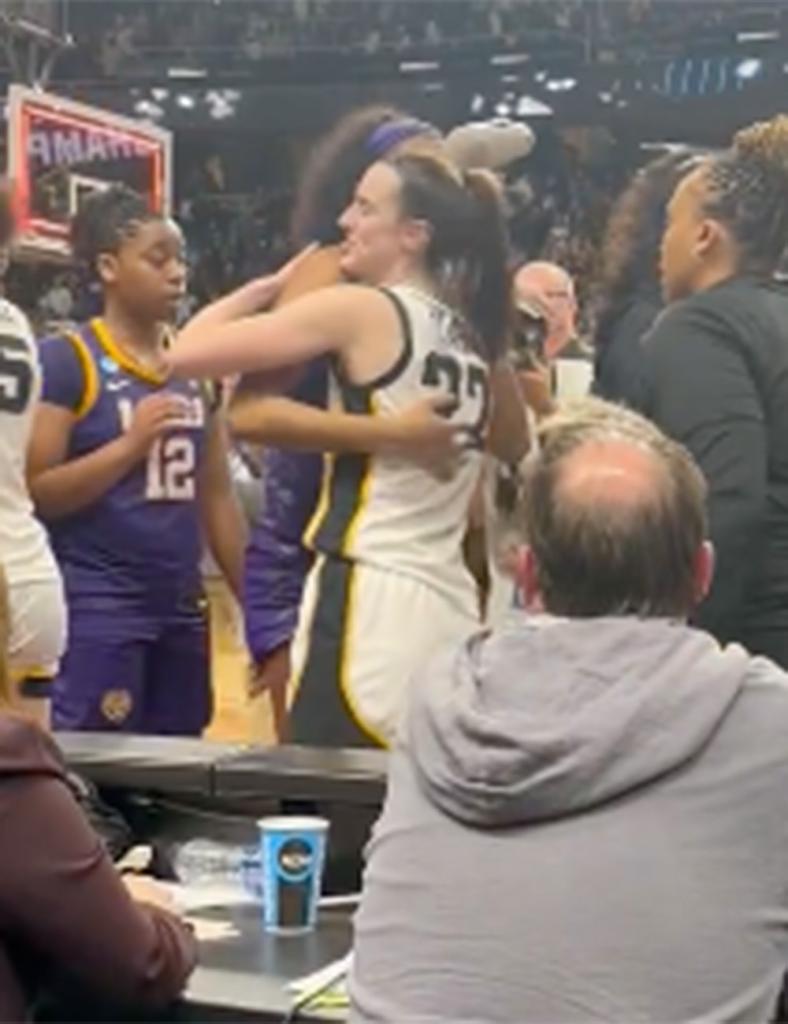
[52,0,759,81]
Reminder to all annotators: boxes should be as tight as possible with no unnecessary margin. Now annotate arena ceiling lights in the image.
[132,87,240,123]
[167,66,208,81]
[545,78,578,93]
[735,58,763,80]
[490,53,530,68]
[399,60,440,74]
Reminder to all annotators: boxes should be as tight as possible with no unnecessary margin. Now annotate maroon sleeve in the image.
[0,728,197,1009]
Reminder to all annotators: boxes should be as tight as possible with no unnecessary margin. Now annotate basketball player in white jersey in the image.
[170,152,513,747]
[0,205,67,720]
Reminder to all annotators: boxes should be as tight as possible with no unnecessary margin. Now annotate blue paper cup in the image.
[258,816,329,935]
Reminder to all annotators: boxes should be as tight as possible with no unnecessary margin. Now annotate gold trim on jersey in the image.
[10,665,53,683]
[91,318,167,385]
[287,555,389,749]
[291,402,386,745]
[338,563,390,748]
[64,331,100,419]
[286,554,327,710]
[303,451,334,550]
[303,392,380,556]
[332,429,386,744]
[340,435,375,556]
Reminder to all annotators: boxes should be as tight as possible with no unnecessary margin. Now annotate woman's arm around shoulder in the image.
[169,279,392,380]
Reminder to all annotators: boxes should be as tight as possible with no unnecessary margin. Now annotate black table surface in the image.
[213,746,388,805]
[58,733,388,806]
[57,732,241,794]
[183,903,353,1023]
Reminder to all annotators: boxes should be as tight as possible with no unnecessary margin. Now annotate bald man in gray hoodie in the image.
[350,399,788,1024]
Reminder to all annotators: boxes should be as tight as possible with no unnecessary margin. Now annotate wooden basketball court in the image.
[204,577,277,745]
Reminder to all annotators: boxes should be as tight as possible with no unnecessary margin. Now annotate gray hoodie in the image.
[350,616,788,1023]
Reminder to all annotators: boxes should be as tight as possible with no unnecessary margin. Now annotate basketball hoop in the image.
[7,85,172,261]
[0,12,74,89]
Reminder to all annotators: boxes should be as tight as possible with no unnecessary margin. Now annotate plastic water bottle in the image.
[173,839,261,898]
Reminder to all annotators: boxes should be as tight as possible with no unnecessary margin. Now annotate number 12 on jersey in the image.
[117,398,197,501]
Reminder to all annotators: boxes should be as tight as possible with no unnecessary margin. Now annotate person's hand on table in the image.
[123,873,178,913]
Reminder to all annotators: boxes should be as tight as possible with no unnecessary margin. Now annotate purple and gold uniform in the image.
[39,318,212,734]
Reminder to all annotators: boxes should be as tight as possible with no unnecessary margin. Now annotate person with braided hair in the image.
[638,115,788,664]
[28,186,247,734]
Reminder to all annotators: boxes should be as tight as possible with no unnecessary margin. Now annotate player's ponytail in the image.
[461,168,513,363]
[386,152,514,363]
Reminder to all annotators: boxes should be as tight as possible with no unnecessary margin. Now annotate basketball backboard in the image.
[7,85,172,260]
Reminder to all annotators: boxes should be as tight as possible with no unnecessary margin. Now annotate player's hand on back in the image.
[122,393,189,458]
[245,244,321,312]
[389,394,461,477]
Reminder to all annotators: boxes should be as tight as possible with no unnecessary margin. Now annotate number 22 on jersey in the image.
[117,396,199,501]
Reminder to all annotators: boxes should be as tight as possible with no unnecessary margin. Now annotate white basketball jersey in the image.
[0,300,60,584]
[305,285,488,614]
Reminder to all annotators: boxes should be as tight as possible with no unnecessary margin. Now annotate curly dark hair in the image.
[703,114,788,277]
[289,105,437,248]
[593,150,703,346]
[70,184,159,272]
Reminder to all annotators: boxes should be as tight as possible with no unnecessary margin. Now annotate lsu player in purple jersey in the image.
[27,186,246,735]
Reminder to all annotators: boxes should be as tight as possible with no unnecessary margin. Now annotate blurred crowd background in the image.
[0,0,783,336]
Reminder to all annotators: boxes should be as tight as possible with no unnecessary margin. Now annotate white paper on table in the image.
[158,880,259,914]
[286,952,353,997]
[185,917,240,942]
[116,845,154,873]
[318,892,360,909]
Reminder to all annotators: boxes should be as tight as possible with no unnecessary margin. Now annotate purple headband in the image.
[366,118,439,159]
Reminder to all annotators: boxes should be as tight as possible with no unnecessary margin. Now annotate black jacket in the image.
[638,277,788,661]
[593,293,662,407]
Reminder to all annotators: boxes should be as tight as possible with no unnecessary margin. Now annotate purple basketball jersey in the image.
[41,319,208,606]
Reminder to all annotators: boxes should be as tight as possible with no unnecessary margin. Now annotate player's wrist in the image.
[115,431,149,464]
[376,417,408,455]
[233,276,277,315]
